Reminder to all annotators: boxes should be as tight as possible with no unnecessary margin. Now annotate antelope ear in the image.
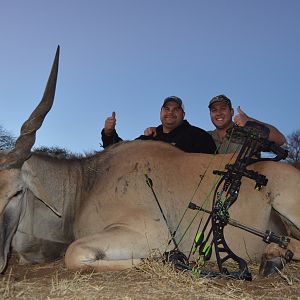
[21,163,62,217]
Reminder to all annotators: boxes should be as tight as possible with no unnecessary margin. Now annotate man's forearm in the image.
[101,129,122,148]
[246,117,286,146]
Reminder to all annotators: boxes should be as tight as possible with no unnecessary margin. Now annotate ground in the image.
[0,254,299,299]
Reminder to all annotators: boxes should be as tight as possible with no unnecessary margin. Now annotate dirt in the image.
[1,254,299,300]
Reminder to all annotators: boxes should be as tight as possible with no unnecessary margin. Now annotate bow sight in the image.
[166,121,290,280]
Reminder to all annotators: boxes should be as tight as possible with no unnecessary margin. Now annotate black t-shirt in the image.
[101,120,217,154]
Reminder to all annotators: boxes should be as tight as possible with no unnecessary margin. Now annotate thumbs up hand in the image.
[104,111,117,136]
[234,106,250,127]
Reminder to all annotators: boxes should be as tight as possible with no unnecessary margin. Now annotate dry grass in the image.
[0,254,299,300]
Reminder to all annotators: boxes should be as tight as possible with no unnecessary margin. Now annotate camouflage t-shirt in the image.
[208,129,242,154]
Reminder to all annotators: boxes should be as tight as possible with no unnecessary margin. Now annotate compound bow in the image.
[164,121,291,280]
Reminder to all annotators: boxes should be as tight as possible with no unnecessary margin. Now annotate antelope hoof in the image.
[259,250,294,277]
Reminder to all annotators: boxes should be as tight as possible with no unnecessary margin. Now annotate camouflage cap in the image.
[208,95,232,110]
[162,96,185,111]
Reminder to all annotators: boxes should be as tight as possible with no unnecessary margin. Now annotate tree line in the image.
[286,130,300,169]
[1,124,299,169]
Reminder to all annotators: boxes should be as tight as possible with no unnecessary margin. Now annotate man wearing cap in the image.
[208,94,286,153]
[101,96,217,154]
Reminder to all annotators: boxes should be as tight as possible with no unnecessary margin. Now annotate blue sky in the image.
[0,0,299,153]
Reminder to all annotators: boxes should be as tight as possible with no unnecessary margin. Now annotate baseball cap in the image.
[162,96,184,111]
[208,95,232,110]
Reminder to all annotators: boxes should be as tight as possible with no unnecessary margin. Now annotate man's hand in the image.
[104,111,116,136]
[234,106,251,127]
[144,127,157,137]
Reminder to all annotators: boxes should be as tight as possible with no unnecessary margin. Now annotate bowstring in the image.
[144,127,240,260]
[172,129,235,249]
[179,127,240,262]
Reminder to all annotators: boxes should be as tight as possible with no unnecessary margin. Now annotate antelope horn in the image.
[0,46,60,170]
